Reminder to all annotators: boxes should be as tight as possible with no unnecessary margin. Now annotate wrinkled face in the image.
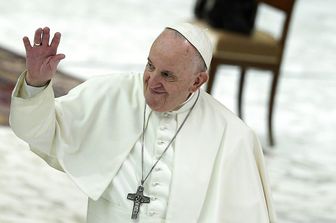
[143,29,207,112]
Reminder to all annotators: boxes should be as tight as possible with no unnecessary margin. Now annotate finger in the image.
[33,27,43,45]
[54,53,66,61]
[50,54,66,66]
[42,27,50,46]
[50,32,61,51]
[22,36,32,51]
[48,54,65,73]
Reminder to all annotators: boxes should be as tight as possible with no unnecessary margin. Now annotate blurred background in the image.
[0,0,335,222]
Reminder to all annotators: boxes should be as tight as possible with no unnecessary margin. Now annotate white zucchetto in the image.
[166,23,213,69]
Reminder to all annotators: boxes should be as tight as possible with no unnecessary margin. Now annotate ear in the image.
[190,71,209,92]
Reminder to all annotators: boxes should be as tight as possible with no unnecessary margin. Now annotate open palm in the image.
[23,27,65,86]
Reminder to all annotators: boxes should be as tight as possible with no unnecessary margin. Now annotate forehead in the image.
[152,29,193,52]
[149,30,197,70]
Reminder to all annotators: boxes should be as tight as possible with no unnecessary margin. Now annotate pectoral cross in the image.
[127,185,150,219]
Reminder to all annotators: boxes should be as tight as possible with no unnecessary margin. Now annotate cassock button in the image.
[151,196,157,201]
[158,141,164,145]
[149,210,156,216]
[163,113,170,118]
[152,182,159,187]
[155,166,161,171]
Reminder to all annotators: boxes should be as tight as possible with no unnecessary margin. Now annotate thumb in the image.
[50,54,66,67]
[54,53,66,61]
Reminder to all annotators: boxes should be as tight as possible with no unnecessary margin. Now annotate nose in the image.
[147,70,163,87]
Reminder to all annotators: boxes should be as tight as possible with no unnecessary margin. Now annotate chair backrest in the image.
[258,0,295,12]
[257,0,296,47]
[257,0,296,65]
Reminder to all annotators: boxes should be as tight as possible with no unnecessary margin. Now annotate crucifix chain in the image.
[127,90,200,219]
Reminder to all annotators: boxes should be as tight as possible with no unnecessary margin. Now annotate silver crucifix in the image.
[127,185,150,219]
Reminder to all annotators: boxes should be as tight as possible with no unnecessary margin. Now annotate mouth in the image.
[149,87,167,95]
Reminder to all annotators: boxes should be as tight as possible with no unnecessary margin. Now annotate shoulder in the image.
[66,73,143,97]
[198,90,258,145]
[198,91,260,155]
[199,90,249,131]
[75,73,142,90]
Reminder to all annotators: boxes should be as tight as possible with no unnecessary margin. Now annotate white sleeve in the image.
[20,78,47,99]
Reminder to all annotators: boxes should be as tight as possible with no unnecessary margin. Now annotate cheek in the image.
[143,72,150,83]
[174,82,192,95]
[166,86,184,101]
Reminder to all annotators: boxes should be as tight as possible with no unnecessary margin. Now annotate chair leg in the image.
[238,68,247,119]
[268,69,280,146]
[206,59,218,94]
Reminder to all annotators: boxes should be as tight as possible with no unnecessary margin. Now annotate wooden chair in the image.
[194,0,296,146]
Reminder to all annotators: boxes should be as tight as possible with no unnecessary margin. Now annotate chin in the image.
[145,93,164,111]
[146,101,163,112]
[145,100,169,112]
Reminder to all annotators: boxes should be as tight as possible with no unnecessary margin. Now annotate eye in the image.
[146,62,155,71]
[161,72,177,82]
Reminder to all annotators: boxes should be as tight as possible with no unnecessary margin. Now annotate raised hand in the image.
[23,27,65,86]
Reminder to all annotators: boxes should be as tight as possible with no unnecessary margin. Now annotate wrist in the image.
[25,72,50,87]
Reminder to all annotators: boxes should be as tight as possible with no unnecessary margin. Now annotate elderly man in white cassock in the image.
[10,23,276,222]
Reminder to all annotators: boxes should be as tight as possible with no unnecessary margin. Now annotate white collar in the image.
[169,91,197,114]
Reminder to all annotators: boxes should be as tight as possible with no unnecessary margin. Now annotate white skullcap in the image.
[166,22,213,69]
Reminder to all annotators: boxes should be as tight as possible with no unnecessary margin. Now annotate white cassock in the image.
[10,71,276,223]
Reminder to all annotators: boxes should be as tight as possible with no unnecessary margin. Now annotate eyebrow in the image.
[147,57,175,76]
[162,70,175,77]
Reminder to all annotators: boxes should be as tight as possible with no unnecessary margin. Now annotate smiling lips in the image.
[149,86,167,94]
